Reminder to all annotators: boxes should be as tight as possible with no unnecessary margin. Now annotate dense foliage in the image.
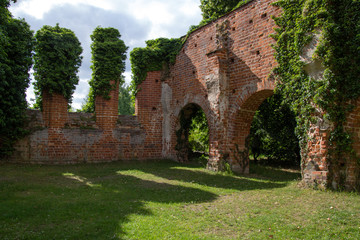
[130,38,182,92]
[200,0,251,22]
[272,0,360,163]
[118,83,134,115]
[89,27,127,100]
[186,0,252,34]
[33,24,82,107]
[80,87,95,113]
[0,0,34,157]
[249,94,300,166]
[189,110,209,154]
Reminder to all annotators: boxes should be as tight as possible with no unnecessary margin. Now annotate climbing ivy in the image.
[272,0,360,183]
[89,27,128,100]
[187,0,253,36]
[33,24,82,107]
[0,0,34,158]
[130,38,182,93]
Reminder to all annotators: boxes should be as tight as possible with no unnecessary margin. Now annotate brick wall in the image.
[7,0,359,190]
[143,0,281,172]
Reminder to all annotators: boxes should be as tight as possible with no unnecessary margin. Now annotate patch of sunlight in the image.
[169,166,269,183]
[116,170,212,190]
[62,172,102,188]
[116,170,173,184]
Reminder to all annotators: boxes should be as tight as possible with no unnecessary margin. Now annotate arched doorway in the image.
[228,90,300,173]
[228,90,274,173]
[175,103,209,163]
[248,93,300,168]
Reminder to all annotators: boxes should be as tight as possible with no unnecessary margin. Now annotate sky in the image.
[9,0,202,109]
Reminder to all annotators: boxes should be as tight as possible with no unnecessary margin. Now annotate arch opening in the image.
[176,103,209,163]
[248,93,300,169]
[230,90,300,173]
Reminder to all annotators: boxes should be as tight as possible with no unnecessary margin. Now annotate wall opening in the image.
[176,103,209,164]
[248,93,300,169]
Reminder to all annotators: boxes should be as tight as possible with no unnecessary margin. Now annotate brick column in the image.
[135,71,163,159]
[42,90,68,128]
[95,81,119,130]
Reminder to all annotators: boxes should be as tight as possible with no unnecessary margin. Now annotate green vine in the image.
[130,38,182,93]
[89,27,128,100]
[0,0,34,158]
[272,0,360,188]
[33,24,82,107]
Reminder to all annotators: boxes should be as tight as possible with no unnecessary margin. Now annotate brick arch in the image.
[173,100,215,163]
[226,89,274,173]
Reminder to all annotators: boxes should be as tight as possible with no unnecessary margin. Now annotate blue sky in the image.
[10,0,202,109]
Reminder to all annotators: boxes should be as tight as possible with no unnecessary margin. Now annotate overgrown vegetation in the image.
[1,161,359,239]
[118,82,135,115]
[187,0,253,34]
[189,109,209,155]
[0,0,34,158]
[176,105,209,161]
[89,27,128,100]
[130,38,182,94]
[249,94,300,167]
[33,23,82,108]
[81,77,134,115]
[272,0,360,187]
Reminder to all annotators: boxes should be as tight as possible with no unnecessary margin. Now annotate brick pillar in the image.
[302,122,330,189]
[135,71,163,159]
[42,90,68,128]
[95,81,119,130]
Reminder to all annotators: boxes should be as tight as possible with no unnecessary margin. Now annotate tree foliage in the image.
[80,80,134,115]
[33,24,82,107]
[89,27,128,100]
[249,94,300,165]
[0,0,34,157]
[189,109,209,154]
[200,0,250,21]
[80,87,95,113]
[118,83,134,115]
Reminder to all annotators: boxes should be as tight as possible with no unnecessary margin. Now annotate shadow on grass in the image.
[0,160,300,239]
[125,161,298,193]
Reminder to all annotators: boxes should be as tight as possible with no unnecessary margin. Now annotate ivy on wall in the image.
[33,24,82,107]
[130,38,182,93]
[272,0,360,184]
[0,0,34,158]
[89,27,128,100]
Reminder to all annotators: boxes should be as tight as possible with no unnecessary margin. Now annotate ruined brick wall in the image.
[137,0,281,172]
[345,99,360,190]
[10,109,147,164]
[7,0,359,190]
[9,85,150,163]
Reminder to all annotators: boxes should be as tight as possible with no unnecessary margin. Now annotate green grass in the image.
[0,160,359,239]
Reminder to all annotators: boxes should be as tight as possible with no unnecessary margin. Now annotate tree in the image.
[0,0,34,158]
[81,80,135,115]
[89,27,128,100]
[118,82,134,115]
[188,109,209,154]
[249,94,300,166]
[33,24,82,107]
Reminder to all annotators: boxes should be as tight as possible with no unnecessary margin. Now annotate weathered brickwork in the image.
[136,0,280,172]
[8,0,359,190]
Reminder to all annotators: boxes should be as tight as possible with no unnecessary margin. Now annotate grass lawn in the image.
[0,160,359,239]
